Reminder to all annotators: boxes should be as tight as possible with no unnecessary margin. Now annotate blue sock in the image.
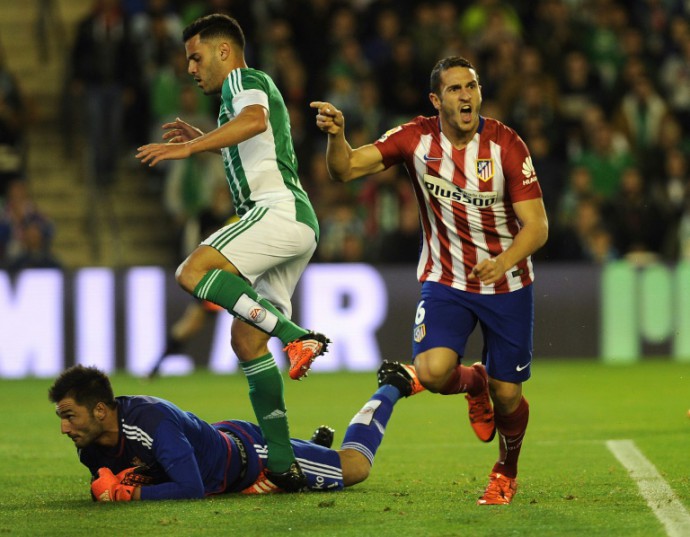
[376,384,403,404]
[340,388,398,466]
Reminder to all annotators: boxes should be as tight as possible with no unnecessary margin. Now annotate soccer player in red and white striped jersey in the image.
[311,56,548,505]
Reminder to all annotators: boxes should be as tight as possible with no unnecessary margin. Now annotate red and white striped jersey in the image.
[374,115,543,294]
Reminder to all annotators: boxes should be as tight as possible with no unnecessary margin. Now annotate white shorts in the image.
[202,203,317,318]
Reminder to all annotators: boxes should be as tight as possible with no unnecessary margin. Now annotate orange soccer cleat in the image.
[241,462,308,494]
[284,332,330,380]
[240,469,283,495]
[477,472,518,505]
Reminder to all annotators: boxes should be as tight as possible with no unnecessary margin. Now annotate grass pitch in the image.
[1,359,688,537]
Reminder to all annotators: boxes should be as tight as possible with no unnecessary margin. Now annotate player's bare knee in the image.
[346,464,370,486]
[415,367,447,393]
[414,352,457,392]
[417,374,441,392]
[175,259,200,292]
[339,450,371,486]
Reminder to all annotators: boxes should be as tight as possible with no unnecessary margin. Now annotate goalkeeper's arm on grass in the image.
[91,467,140,501]
[90,452,205,502]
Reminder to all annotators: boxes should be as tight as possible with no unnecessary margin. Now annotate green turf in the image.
[1,359,688,536]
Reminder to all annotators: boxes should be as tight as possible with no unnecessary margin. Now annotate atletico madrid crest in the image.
[476,159,494,182]
[414,324,426,343]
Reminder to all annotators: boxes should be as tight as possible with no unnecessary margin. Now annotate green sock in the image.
[193,269,306,344]
[241,353,295,473]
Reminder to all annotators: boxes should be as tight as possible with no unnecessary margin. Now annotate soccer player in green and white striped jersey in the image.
[136,13,329,492]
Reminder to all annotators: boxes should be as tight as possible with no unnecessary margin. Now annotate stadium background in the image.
[1,0,690,378]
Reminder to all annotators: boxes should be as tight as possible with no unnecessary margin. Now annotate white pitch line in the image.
[606,439,690,537]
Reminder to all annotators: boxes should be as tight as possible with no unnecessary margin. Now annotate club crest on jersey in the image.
[476,159,494,182]
[414,324,426,342]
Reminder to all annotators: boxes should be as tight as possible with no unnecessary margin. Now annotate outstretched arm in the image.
[137,452,205,500]
[160,117,206,144]
[136,104,267,167]
[310,101,386,182]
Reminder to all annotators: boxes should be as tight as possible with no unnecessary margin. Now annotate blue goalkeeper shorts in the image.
[215,420,344,492]
[411,281,534,383]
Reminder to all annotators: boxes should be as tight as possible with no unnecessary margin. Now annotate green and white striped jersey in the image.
[218,67,319,239]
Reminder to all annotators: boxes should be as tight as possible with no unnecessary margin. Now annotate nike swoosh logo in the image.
[515,362,530,372]
[423,154,443,161]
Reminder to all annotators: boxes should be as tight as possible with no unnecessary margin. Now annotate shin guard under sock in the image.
[193,269,306,344]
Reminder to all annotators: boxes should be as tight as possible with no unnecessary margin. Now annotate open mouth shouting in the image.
[460,104,473,123]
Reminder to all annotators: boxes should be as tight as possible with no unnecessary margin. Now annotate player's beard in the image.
[70,415,106,448]
[199,62,224,95]
[442,102,479,141]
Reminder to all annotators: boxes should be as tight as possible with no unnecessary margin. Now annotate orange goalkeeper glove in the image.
[91,467,137,501]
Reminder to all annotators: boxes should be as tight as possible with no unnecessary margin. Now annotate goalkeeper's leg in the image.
[338,370,416,486]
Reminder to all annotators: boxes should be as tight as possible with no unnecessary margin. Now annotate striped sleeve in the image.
[222,69,269,114]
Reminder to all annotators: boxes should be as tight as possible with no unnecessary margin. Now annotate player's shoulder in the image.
[224,67,271,95]
[377,115,437,143]
[118,396,193,448]
[117,394,165,408]
[409,115,439,133]
[480,118,530,154]
[480,116,522,141]
[117,395,179,423]
[242,67,269,81]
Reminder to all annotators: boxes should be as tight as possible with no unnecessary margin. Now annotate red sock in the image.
[492,396,529,479]
[439,364,483,395]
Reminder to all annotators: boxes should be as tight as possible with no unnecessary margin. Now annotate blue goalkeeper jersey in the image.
[77,396,344,500]
[77,396,246,500]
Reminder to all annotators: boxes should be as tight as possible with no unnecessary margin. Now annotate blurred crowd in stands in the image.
[0,38,60,271]
[2,0,690,270]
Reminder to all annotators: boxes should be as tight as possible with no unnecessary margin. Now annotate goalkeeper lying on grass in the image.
[48,363,424,501]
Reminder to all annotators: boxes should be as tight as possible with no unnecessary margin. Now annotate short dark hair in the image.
[48,365,116,411]
[182,13,245,49]
[430,56,477,95]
